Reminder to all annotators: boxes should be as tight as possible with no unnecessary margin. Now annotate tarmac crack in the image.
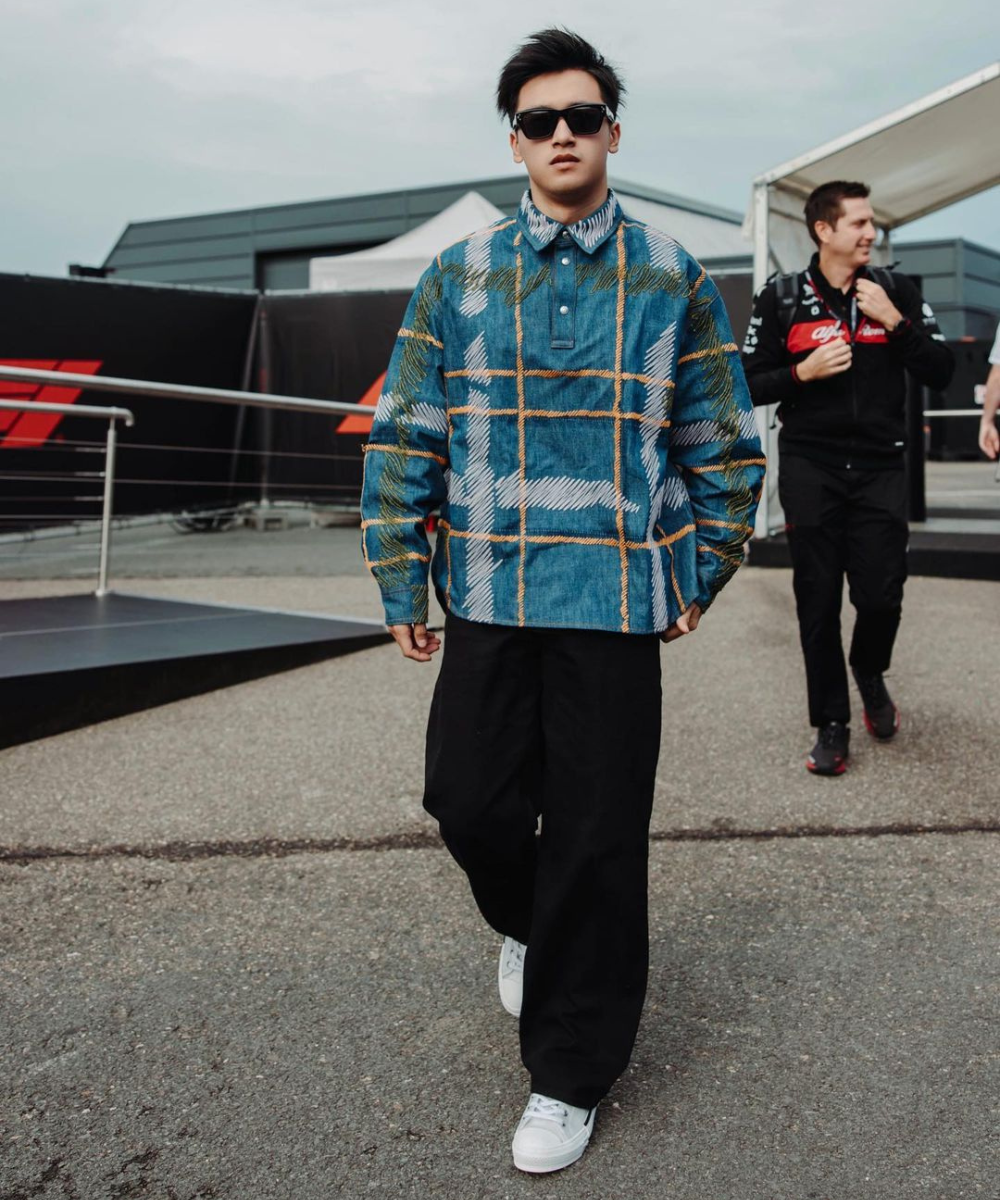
[0,821,998,865]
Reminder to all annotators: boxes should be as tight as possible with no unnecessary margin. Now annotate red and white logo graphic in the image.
[336,371,386,436]
[787,322,849,355]
[0,359,103,449]
[854,321,888,344]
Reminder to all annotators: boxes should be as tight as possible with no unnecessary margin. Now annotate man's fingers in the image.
[387,623,440,662]
[812,342,852,378]
[660,603,702,644]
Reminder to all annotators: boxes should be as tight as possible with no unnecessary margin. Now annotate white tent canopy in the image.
[744,61,1000,534]
[309,191,506,292]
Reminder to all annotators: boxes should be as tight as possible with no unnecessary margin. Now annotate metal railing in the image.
[922,409,991,418]
[0,365,366,418]
[0,365,370,594]
[0,398,134,595]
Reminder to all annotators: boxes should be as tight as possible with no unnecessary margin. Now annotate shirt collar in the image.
[516,189,623,255]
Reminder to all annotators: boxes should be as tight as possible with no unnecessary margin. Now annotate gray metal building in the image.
[98,175,750,291]
[890,239,1000,341]
[98,175,1000,342]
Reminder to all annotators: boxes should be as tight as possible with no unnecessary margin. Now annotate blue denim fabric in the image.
[361,190,765,633]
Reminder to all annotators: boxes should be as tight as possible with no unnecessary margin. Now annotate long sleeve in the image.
[668,267,766,611]
[741,281,800,408]
[360,265,449,625]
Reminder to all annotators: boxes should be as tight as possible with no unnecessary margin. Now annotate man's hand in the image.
[387,622,442,662]
[855,278,903,330]
[796,337,852,382]
[661,603,702,644]
[980,417,1000,460]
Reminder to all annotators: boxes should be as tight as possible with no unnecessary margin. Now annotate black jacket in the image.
[741,254,954,468]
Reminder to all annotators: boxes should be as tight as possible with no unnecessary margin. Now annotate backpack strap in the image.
[865,264,900,300]
[772,271,803,339]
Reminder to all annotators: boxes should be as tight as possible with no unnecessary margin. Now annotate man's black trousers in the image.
[423,612,662,1110]
[778,454,908,728]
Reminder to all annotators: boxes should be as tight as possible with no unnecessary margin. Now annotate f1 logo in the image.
[0,359,103,449]
[336,372,386,436]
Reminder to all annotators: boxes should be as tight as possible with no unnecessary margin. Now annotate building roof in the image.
[101,176,750,291]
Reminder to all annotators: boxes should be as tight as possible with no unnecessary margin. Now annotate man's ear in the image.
[510,129,523,165]
[608,121,621,155]
[814,220,833,246]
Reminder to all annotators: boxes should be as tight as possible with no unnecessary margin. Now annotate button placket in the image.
[550,233,576,349]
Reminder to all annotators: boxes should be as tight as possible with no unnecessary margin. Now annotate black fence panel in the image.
[256,291,408,506]
[0,273,257,528]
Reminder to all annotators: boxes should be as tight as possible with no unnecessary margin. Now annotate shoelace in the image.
[524,1094,568,1127]
[818,723,847,750]
[504,940,526,973]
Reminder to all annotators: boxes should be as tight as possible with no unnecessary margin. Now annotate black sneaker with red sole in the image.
[807,721,850,775]
[852,669,900,740]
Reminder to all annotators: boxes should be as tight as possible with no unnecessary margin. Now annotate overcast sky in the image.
[2,0,998,277]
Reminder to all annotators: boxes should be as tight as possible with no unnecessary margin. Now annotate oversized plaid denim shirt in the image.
[361,190,765,634]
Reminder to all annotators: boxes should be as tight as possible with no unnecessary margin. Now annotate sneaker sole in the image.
[806,757,848,776]
[512,1118,594,1173]
[498,954,522,1018]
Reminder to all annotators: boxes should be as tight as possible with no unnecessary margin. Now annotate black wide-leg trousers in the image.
[423,612,662,1109]
[778,454,908,729]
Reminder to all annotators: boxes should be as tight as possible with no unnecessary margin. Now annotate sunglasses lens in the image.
[565,106,606,135]
[518,111,558,139]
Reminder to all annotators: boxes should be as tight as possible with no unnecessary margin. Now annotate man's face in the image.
[816,197,877,269]
[509,69,620,204]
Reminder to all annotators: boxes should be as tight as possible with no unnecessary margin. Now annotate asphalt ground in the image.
[1,522,998,1198]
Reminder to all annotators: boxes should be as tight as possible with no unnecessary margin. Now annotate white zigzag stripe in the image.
[571,196,616,249]
[373,389,398,424]
[464,332,490,383]
[670,419,718,448]
[645,227,680,272]
[661,473,687,510]
[460,231,492,318]
[642,326,676,629]
[401,402,448,436]
[495,474,640,513]
[738,407,759,442]
[444,467,465,505]
[670,408,760,448]
[460,341,497,621]
[520,193,559,243]
[464,410,498,622]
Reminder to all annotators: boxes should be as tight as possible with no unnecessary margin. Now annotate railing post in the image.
[96,417,119,596]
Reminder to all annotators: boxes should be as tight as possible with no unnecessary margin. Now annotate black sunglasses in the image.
[512,103,614,140]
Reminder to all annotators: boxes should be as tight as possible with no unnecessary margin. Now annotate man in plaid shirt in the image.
[361,28,764,1173]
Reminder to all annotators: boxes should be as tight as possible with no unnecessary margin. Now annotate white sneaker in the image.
[511,1092,596,1173]
[498,937,526,1017]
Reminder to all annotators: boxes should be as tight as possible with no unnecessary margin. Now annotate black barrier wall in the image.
[0,274,257,529]
[255,291,408,507]
[1,269,985,531]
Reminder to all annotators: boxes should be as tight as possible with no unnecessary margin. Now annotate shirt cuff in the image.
[381,584,429,627]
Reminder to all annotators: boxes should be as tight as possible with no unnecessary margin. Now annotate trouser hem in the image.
[529,1077,607,1111]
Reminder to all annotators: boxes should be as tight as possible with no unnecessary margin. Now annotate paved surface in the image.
[1,526,998,1198]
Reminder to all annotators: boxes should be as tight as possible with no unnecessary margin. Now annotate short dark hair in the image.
[496,28,625,125]
[804,181,871,246]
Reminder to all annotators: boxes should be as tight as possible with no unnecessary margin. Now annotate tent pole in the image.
[752,181,772,539]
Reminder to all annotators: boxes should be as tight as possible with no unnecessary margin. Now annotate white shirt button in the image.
[561,257,571,266]
[559,305,569,315]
